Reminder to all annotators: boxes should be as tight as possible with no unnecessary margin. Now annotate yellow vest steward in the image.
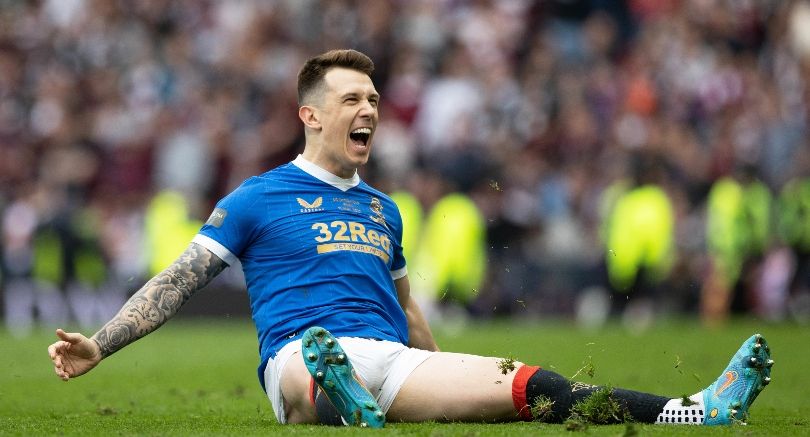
[411,193,486,303]
[606,184,675,291]
[145,191,203,276]
[706,177,771,286]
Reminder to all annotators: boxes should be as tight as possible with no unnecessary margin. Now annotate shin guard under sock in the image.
[512,365,670,423]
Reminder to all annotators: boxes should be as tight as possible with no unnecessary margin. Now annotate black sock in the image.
[610,388,672,423]
[312,383,343,425]
[525,368,669,423]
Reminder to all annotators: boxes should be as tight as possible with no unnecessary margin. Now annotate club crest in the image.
[370,197,386,226]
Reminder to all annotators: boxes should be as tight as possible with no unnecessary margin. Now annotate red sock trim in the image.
[308,378,316,406]
[512,365,540,421]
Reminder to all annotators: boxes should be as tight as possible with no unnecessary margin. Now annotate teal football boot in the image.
[301,326,385,427]
[702,333,772,425]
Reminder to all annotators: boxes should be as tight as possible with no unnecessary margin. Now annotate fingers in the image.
[49,343,66,380]
[53,360,69,381]
[54,351,71,381]
[49,328,73,381]
[55,328,83,345]
[48,328,101,381]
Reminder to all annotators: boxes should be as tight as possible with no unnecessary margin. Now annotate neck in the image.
[301,146,356,179]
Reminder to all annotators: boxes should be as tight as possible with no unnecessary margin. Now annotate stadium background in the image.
[2,0,810,334]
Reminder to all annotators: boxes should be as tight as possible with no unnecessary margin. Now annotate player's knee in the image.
[526,368,573,423]
[281,388,317,424]
[279,355,318,424]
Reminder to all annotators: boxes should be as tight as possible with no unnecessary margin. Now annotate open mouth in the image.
[349,128,371,146]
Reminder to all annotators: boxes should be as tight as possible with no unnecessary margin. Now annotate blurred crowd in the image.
[2,0,810,334]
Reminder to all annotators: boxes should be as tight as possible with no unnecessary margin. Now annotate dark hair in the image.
[297,49,375,105]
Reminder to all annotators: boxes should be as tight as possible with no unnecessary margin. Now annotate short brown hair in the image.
[297,49,375,106]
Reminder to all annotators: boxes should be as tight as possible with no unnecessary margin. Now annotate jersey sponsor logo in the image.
[205,208,227,228]
[311,220,391,262]
[316,242,390,263]
[297,196,324,212]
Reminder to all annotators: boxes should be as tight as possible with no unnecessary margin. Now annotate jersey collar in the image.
[292,155,361,192]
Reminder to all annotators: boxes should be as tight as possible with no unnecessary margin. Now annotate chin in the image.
[353,156,370,168]
[346,149,371,167]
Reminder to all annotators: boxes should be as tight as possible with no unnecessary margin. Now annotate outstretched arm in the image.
[48,242,227,380]
[395,275,439,352]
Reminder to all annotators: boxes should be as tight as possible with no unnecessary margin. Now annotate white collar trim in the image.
[292,155,360,192]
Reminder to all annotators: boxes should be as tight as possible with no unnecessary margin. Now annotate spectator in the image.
[1,1,807,328]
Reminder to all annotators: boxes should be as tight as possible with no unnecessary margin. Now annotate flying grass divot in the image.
[496,355,517,375]
[571,355,596,380]
[680,395,697,406]
[564,412,589,431]
[570,385,632,424]
[530,395,555,422]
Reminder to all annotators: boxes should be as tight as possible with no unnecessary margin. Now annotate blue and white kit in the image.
[193,155,410,388]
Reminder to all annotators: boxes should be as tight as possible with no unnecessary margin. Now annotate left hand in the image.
[47,329,102,381]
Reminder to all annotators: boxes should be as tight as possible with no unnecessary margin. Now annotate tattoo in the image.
[92,243,227,358]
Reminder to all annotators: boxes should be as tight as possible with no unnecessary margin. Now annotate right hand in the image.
[47,329,102,381]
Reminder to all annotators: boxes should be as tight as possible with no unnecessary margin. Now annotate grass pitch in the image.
[1,317,807,436]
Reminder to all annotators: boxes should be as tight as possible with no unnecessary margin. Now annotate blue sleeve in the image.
[388,199,407,272]
[196,179,262,264]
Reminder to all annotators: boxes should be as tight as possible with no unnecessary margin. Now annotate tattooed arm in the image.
[48,242,227,380]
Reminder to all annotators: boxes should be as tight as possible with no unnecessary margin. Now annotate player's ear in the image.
[299,105,321,130]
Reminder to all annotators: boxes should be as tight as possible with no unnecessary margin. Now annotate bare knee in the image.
[280,352,317,424]
[389,353,523,422]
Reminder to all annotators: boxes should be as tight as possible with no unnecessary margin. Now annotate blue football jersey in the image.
[193,156,409,387]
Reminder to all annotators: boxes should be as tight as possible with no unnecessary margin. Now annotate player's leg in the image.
[387,352,525,422]
[299,326,385,427]
[277,330,423,427]
[277,349,318,424]
[519,334,772,425]
[265,336,340,425]
[389,334,772,425]
[388,352,671,423]
[278,350,352,425]
[276,343,363,426]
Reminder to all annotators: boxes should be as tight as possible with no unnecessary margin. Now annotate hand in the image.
[47,329,102,381]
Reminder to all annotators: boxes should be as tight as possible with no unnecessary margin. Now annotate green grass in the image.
[1,317,808,436]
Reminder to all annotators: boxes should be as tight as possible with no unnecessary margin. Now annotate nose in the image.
[358,99,376,117]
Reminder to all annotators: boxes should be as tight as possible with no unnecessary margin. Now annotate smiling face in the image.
[300,67,379,178]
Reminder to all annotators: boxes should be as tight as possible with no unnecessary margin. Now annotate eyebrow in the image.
[341,91,380,100]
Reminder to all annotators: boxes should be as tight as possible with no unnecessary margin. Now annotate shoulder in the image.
[204,164,308,235]
[358,183,401,215]
[359,183,397,206]
[229,163,308,195]
[212,164,309,221]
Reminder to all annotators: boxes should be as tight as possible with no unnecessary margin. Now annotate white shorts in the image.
[263,337,435,424]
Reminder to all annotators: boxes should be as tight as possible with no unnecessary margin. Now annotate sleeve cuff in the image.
[391,266,407,280]
[192,234,238,266]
